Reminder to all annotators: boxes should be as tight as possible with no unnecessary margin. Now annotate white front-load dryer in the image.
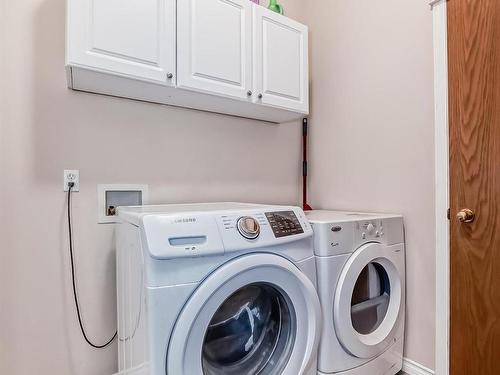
[306,210,405,375]
[115,203,322,375]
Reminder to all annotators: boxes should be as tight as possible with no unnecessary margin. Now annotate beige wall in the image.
[1,0,436,374]
[303,0,436,370]
[0,1,305,374]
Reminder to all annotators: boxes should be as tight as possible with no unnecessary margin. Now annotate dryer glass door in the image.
[333,242,404,359]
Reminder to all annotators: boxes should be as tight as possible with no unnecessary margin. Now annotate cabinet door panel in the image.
[67,0,175,84]
[177,0,252,100]
[254,6,308,113]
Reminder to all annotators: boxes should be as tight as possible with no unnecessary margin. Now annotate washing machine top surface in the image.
[118,202,268,225]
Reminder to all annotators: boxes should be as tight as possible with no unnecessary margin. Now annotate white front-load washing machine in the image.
[305,211,405,375]
[115,203,322,375]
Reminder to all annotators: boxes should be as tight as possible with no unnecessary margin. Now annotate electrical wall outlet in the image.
[64,170,80,192]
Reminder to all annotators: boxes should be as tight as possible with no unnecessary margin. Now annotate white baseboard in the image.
[403,358,435,375]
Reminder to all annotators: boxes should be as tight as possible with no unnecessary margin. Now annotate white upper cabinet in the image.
[177,0,252,100]
[66,0,176,84]
[66,1,309,123]
[253,6,309,113]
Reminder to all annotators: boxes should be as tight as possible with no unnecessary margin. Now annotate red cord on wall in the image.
[302,118,313,211]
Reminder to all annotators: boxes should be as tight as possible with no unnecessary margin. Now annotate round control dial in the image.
[237,216,261,240]
[366,223,375,235]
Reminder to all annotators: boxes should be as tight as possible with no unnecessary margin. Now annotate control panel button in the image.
[237,216,260,240]
[265,211,304,238]
[366,223,375,235]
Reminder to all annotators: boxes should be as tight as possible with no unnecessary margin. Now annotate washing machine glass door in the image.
[166,253,321,375]
[202,283,294,374]
[333,242,404,359]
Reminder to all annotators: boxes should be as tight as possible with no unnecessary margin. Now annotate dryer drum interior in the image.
[202,282,297,375]
[350,262,391,335]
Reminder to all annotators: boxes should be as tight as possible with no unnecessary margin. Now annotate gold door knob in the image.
[456,209,475,223]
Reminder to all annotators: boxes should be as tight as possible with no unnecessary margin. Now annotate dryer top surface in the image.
[306,210,402,224]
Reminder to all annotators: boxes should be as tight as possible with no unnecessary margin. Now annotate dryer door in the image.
[166,253,321,375]
[333,242,404,359]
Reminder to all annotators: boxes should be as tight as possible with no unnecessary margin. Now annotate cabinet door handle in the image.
[258,93,263,99]
[167,73,173,79]
[247,90,252,97]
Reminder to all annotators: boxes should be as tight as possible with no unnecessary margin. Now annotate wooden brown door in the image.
[448,0,500,373]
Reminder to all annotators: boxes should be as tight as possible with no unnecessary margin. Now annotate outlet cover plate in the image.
[64,170,80,192]
[97,184,149,224]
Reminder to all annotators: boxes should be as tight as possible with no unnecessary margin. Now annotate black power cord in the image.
[67,182,117,348]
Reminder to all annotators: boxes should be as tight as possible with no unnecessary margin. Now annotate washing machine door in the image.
[166,253,321,375]
[333,242,404,359]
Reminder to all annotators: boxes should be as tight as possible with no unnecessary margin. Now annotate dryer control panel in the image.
[357,220,384,241]
[305,210,404,257]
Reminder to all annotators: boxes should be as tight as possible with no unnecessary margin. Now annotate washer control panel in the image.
[136,205,312,259]
[265,211,304,238]
[217,207,311,252]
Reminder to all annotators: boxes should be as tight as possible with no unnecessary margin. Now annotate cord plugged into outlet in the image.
[64,170,80,192]
[66,180,117,348]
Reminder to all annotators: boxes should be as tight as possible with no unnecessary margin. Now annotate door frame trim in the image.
[431,1,450,374]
